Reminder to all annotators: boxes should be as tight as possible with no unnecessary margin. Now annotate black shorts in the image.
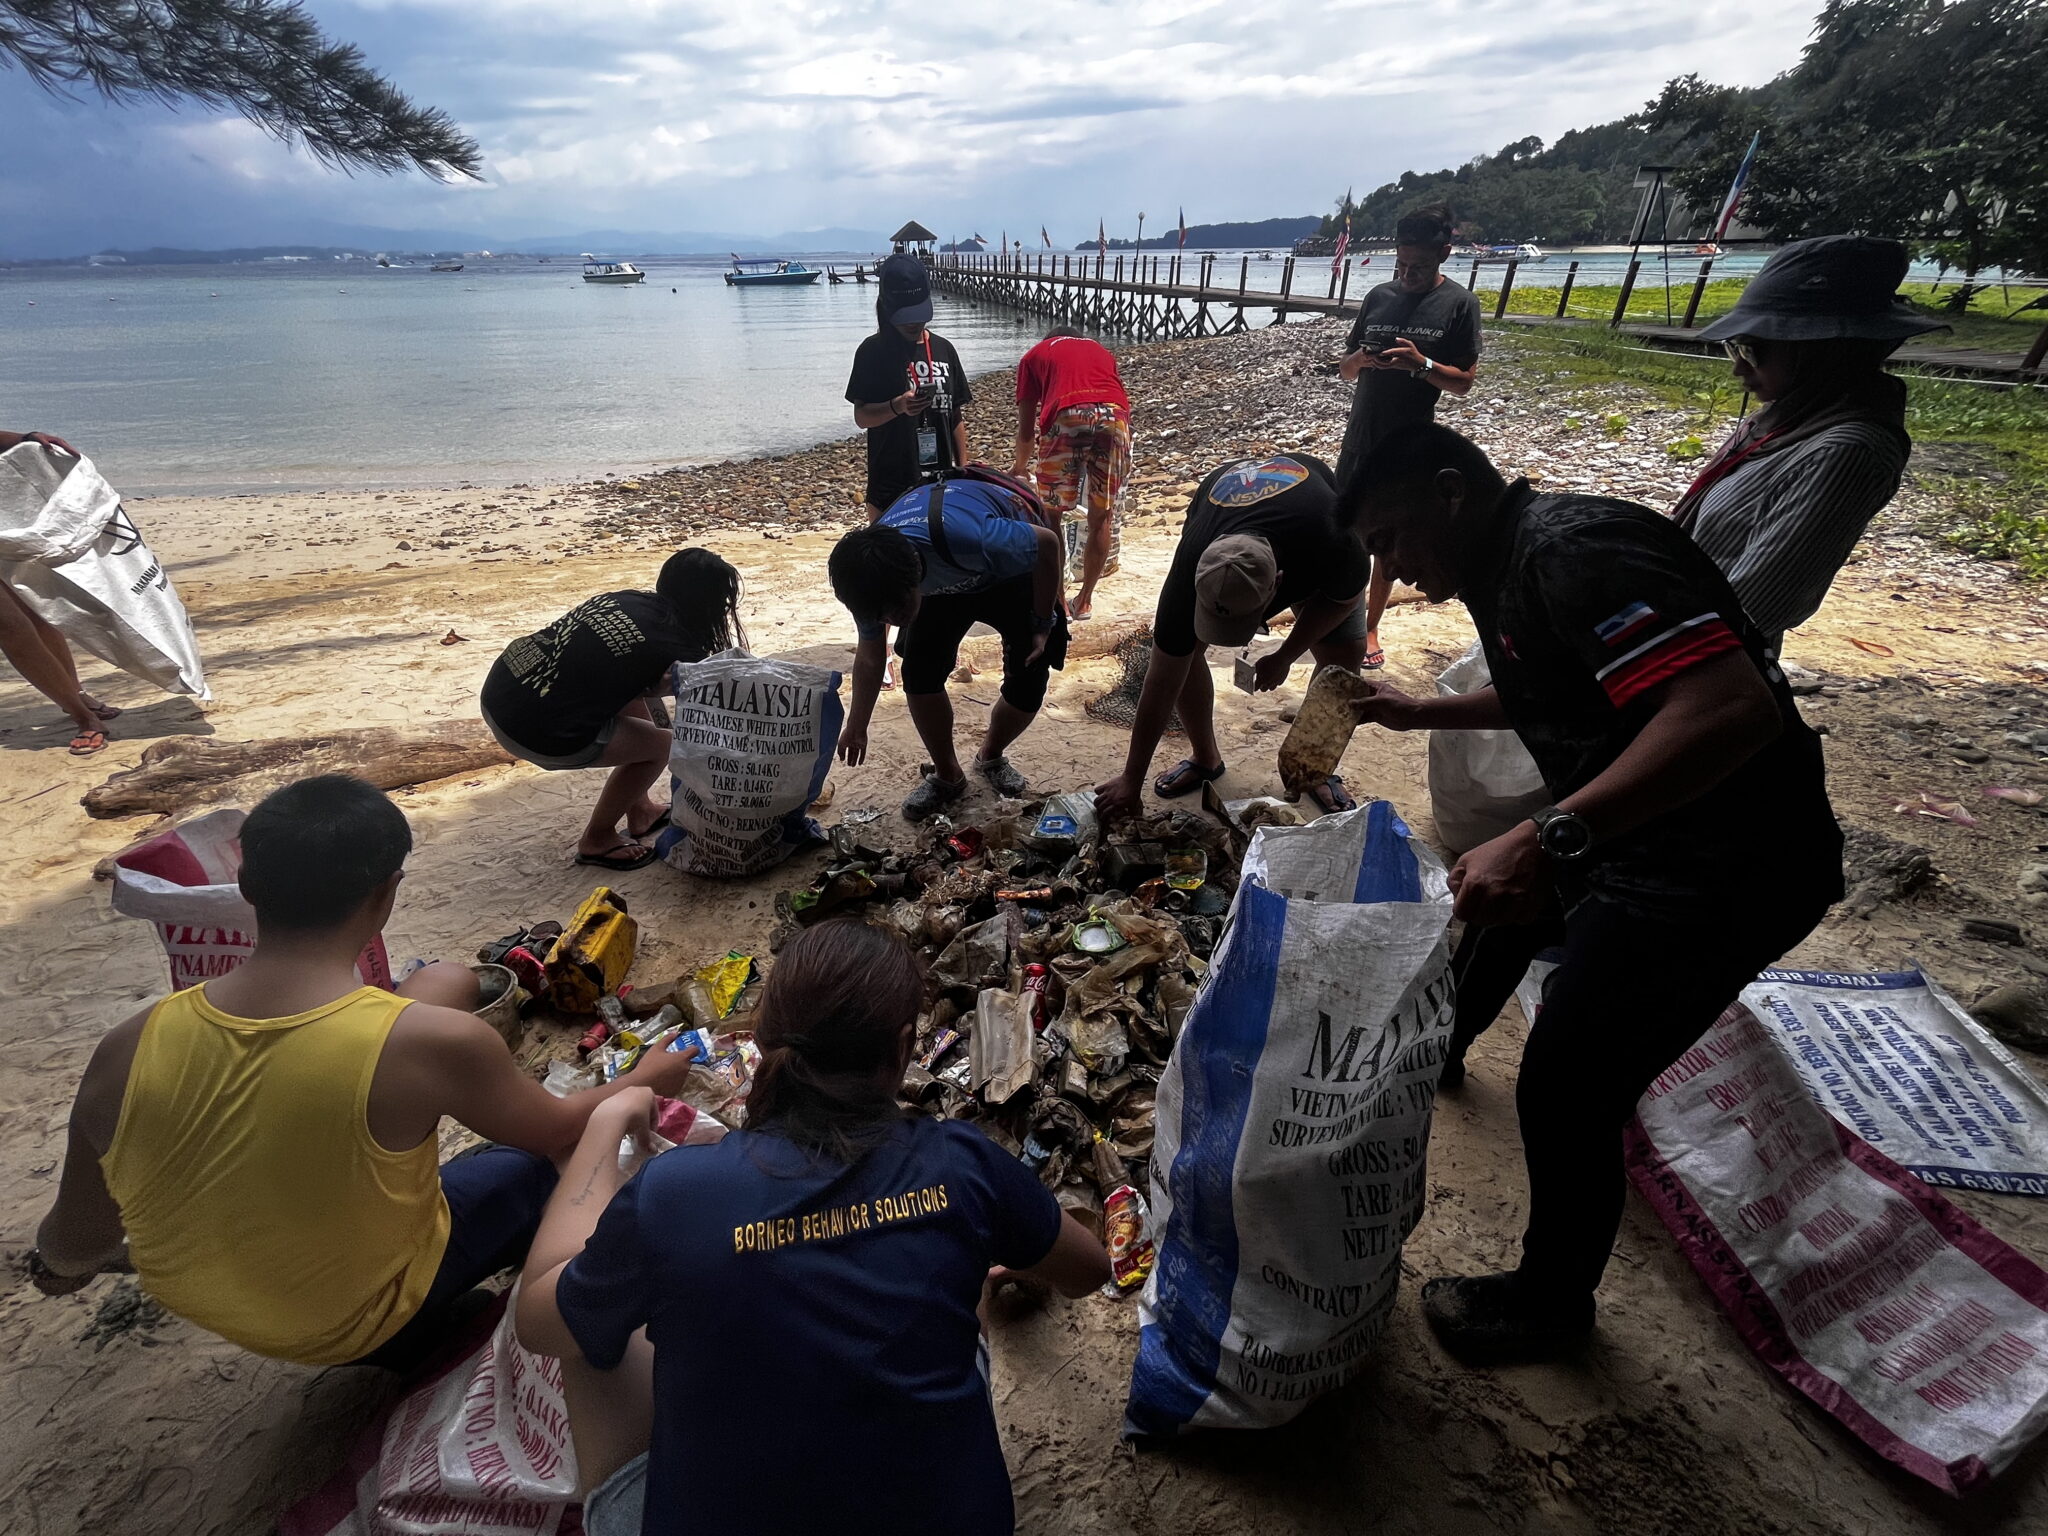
[896,575,1067,713]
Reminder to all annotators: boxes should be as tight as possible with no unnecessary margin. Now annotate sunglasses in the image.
[1723,338,1763,368]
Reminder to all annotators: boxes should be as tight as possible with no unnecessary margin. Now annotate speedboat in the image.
[724,258,821,287]
[430,261,463,272]
[582,255,646,285]
[1692,242,1725,257]
[1475,243,1546,263]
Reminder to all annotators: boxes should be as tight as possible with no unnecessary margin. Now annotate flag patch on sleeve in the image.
[1594,602,1660,646]
[1594,612,1742,707]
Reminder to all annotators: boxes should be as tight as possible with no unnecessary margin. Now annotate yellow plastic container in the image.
[546,887,639,1014]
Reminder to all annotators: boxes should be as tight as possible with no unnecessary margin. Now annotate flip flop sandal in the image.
[575,841,659,872]
[1362,650,1386,671]
[68,728,108,757]
[1153,758,1226,798]
[84,698,123,720]
[1308,775,1358,815]
[627,803,671,839]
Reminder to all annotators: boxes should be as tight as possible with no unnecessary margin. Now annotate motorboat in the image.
[431,261,464,273]
[1692,242,1726,257]
[1473,243,1546,263]
[582,255,646,285]
[724,258,822,287]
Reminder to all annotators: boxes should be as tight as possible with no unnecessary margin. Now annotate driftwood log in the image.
[83,721,514,820]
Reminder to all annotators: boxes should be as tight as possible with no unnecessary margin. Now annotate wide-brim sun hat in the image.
[1698,235,1948,343]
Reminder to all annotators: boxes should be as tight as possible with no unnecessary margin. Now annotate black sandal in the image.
[1307,775,1357,814]
[1153,758,1226,798]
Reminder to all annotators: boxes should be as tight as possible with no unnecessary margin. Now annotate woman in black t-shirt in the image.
[479,548,743,871]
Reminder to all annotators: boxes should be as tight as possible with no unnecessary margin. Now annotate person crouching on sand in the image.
[516,919,1111,1536]
[28,774,701,1368]
[480,548,744,871]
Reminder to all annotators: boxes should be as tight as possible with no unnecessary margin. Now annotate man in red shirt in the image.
[1012,329,1131,620]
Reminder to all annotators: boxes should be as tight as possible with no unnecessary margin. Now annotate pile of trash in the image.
[772,788,1298,1258]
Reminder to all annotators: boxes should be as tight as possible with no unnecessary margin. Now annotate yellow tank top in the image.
[101,985,452,1366]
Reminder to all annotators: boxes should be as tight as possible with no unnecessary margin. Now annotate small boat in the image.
[582,255,645,285]
[1473,243,1546,263]
[431,261,464,273]
[724,257,822,287]
[1692,242,1725,257]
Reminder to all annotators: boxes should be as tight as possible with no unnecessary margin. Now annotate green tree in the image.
[0,0,480,178]
[1651,0,2048,279]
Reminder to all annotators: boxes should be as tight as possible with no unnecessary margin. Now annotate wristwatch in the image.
[1529,806,1593,862]
[1418,356,1436,375]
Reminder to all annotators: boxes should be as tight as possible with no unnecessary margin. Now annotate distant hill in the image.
[1074,216,1319,252]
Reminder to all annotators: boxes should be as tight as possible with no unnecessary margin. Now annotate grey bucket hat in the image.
[1698,235,1948,343]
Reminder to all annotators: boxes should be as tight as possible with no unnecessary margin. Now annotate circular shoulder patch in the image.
[1208,457,1310,508]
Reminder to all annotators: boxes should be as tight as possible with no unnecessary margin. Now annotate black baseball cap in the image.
[879,253,933,327]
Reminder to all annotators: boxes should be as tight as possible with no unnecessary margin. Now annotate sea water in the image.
[0,254,1049,495]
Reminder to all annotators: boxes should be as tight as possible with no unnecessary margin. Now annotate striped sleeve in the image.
[1702,426,1908,641]
[1533,521,1751,711]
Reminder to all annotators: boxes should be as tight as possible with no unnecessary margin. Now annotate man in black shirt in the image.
[846,255,973,522]
[1333,205,1482,670]
[1095,454,1369,819]
[1341,425,1841,1363]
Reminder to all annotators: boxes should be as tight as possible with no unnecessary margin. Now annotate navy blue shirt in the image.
[555,1117,1062,1536]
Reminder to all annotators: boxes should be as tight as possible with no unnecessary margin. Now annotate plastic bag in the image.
[109,808,391,990]
[656,649,843,879]
[1425,643,1547,856]
[279,1287,578,1536]
[0,444,210,698]
[1126,800,1454,1435]
[1628,996,2048,1495]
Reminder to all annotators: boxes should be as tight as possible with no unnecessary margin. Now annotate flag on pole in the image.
[1177,208,1187,249]
[1713,132,1762,240]
[1332,212,1351,275]
[1098,219,1107,259]
[1040,225,1052,248]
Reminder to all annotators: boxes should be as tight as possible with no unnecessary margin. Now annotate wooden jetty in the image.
[930,250,2046,383]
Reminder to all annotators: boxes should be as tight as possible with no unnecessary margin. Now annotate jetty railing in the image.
[928,250,2045,382]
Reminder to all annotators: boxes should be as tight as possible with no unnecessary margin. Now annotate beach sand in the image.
[4,321,2048,1533]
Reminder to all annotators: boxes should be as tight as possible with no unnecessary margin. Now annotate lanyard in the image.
[1680,426,1782,506]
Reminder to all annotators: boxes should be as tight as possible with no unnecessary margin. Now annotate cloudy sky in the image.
[3,0,1816,256]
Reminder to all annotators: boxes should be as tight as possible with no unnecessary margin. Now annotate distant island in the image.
[1073,217,1320,252]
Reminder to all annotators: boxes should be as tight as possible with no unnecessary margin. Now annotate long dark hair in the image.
[746,920,923,1162]
[656,547,747,660]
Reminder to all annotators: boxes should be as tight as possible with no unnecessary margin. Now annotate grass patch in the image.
[1500,327,2048,575]
[1491,272,2047,351]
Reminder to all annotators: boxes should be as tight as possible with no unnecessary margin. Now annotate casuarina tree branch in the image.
[0,0,482,179]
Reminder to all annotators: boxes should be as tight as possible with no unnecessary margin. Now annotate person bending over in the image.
[1443,236,1940,1085]
[829,476,1065,822]
[1340,425,1841,1363]
[0,429,124,755]
[1012,328,1131,620]
[517,919,1110,1536]
[481,548,743,871]
[1331,205,1481,669]
[1095,454,1368,820]
[29,775,700,1368]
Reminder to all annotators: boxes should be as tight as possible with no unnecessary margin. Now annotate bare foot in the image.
[1070,595,1095,622]
[627,798,670,839]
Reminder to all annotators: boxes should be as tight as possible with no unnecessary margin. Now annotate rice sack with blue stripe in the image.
[1126,800,1454,1434]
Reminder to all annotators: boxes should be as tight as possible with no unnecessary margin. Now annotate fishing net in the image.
[1083,625,1182,734]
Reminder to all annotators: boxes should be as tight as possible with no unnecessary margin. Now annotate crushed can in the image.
[1023,963,1051,1031]
[545,887,639,1014]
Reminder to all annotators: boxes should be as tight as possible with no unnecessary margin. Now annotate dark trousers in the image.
[1459,890,1829,1306]
[896,574,1067,712]
[352,1145,558,1368]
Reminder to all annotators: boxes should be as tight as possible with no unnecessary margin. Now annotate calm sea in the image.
[0,254,1057,495]
[1,247,1791,496]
